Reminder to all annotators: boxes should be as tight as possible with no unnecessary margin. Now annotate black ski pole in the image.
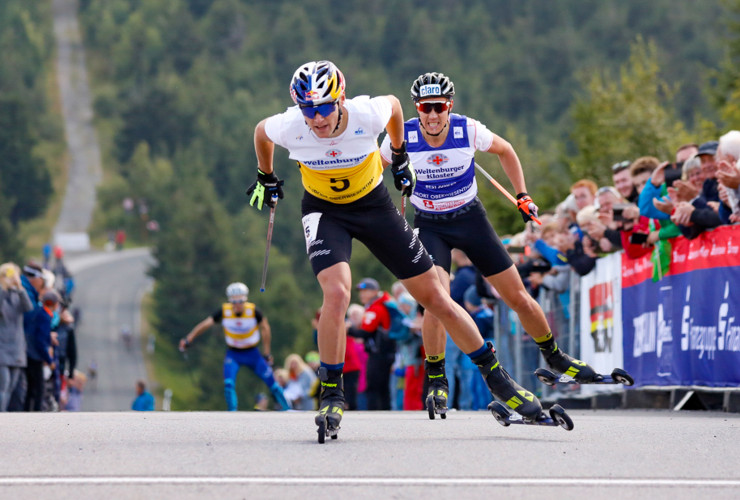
[260,194,278,292]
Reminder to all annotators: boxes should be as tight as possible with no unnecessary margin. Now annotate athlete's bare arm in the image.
[254,119,276,174]
[487,133,527,195]
[383,95,406,151]
[179,316,215,350]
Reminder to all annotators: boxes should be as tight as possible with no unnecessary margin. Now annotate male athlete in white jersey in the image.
[247,61,544,442]
[379,72,599,416]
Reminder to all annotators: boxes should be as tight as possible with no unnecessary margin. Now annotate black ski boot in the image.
[425,359,448,420]
[315,367,345,443]
[473,342,542,420]
[538,336,598,382]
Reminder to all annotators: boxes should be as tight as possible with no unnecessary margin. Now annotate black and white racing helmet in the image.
[410,72,455,101]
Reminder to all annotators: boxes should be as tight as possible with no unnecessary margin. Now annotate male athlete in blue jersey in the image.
[179,282,290,411]
[380,73,599,416]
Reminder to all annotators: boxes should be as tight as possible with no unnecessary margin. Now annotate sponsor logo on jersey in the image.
[325,149,342,158]
[454,126,463,139]
[354,127,365,135]
[419,84,441,97]
[408,131,419,143]
[426,153,449,166]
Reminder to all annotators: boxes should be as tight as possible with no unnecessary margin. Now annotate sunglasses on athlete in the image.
[416,101,451,114]
[299,101,338,119]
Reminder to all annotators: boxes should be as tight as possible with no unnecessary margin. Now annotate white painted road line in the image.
[1,477,739,487]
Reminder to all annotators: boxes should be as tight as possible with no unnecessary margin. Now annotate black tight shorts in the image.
[413,198,513,276]
[301,183,433,279]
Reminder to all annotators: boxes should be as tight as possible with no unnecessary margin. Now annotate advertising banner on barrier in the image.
[579,252,624,395]
[621,225,740,387]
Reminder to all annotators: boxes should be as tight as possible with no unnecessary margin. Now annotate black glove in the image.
[390,142,416,197]
[179,337,190,352]
[516,192,539,223]
[246,169,284,210]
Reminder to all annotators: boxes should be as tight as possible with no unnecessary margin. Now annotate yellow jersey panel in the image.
[221,302,260,349]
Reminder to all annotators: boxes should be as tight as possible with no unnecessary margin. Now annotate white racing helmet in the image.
[226,282,249,299]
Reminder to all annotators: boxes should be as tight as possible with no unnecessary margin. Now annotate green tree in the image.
[568,38,692,186]
[713,0,740,129]
[0,96,52,225]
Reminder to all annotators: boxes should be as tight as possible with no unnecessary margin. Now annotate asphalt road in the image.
[65,248,155,410]
[52,0,102,243]
[0,409,738,499]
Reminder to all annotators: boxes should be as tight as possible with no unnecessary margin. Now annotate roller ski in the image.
[472,342,543,421]
[488,401,574,431]
[315,367,344,444]
[424,360,448,420]
[535,367,634,387]
[537,335,602,383]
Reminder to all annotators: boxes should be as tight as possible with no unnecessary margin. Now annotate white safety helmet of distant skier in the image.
[226,282,248,299]
[290,60,346,106]
[410,72,455,101]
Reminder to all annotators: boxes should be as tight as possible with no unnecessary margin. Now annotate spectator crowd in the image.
[0,248,83,413]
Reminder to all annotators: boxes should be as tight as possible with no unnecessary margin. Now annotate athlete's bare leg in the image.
[408,265,543,418]
[485,264,549,338]
[315,262,351,365]
[402,267,483,353]
[420,265,451,355]
[487,263,598,381]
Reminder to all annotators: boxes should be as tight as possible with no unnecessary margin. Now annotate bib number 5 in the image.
[330,177,350,192]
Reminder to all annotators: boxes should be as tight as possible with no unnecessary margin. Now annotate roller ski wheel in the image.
[315,414,340,444]
[488,401,511,427]
[487,401,573,431]
[425,394,447,420]
[535,367,634,386]
[535,367,559,386]
[611,368,634,386]
[316,416,326,444]
[548,404,574,431]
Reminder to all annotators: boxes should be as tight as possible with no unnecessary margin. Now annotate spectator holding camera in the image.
[611,160,639,203]
[591,186,628,252]
[619,156,679,280]
[620,158,662,252]
[0,263,34,412]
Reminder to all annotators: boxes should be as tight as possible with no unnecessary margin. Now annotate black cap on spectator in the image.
[356,278,380,291]
[697,141,718,157]
[42,289,60,305]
